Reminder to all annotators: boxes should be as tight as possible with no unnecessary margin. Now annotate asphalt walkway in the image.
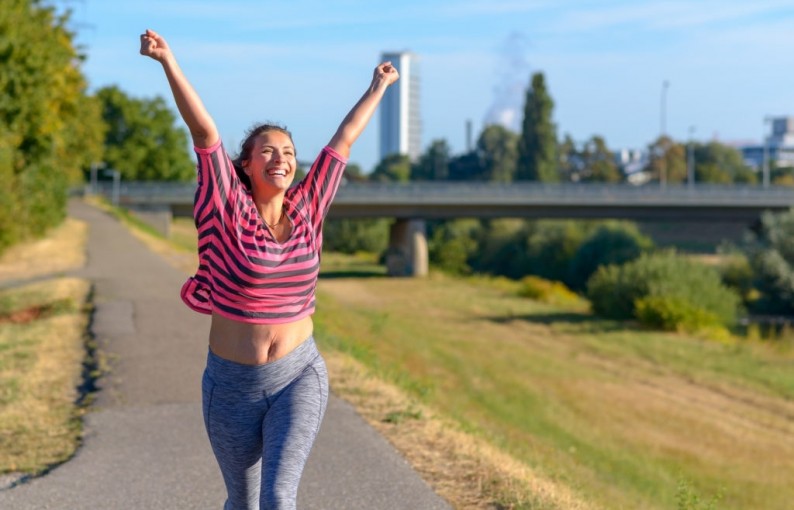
[0,199,450,510]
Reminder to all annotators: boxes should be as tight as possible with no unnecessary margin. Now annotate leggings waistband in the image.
[205,336,320,394]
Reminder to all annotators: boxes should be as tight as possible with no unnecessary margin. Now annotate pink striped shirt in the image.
[180,139,347,323]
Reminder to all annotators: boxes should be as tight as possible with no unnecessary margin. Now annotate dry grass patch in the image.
[0,277,92,474]
[0,218,86,282]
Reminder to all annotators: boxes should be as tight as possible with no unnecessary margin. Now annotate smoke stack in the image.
[466,120,473,152]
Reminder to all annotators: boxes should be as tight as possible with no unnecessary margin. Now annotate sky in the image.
[58,0,794,172]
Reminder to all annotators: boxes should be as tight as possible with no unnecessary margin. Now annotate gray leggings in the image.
[202,337,329,510]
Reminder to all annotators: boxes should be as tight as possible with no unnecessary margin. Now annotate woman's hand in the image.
[373,61,400,88]
[139,29,171,62]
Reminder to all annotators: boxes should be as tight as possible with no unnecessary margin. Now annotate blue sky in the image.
[61,0,794,172]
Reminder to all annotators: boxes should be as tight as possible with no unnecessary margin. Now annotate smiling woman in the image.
[138,27,399,509]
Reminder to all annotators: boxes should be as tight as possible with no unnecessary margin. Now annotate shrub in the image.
[567,221,654,291]
[427,219,481,275]
[517,275,581,307]
[742,208,794,314]
[634,295,724,334]
[586,250,741,329]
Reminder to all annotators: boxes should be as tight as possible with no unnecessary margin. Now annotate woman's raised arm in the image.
[328,62,399,158]
[139,29,219,148]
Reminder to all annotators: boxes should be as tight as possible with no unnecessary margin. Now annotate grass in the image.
[313,253,794,510]
[0,218,93,477]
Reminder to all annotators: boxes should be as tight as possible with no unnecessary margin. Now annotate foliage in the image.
[560,135,622,183]
[0,0,104,253]
[586,250,741,330]
[520,220,590,282]
[693,141,755,184]
[370,153,412,182]
[742,209,794,314]
[447,151,481,181]
[516,72,558,182]
[411,139,450,181]
[568,221,654,291]
[322,219,389,255]
[427,219,482,274]
[477,124,518,182]
[96,85,194,181]
[634,295,727,335]
[517,275,582,307]
[646,135,686,184]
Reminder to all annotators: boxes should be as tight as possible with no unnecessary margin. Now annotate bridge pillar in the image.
[385,219,428,277]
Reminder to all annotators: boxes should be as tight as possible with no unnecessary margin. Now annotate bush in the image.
[517,275,582,307]
[567,221,654,291]
[634,295,724,333]
[427,219,481,275]
[586,250,741,330]
[323,219,389,255]
[742,208,794,314]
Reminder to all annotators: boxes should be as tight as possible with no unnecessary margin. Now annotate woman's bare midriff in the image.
[208,312,314,365]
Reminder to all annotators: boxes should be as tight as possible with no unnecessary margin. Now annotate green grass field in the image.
[314,252,794,510]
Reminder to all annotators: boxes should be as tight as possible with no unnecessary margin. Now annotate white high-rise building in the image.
[379,51,421,163]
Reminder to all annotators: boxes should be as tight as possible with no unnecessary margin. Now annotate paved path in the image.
[0,200,450,510]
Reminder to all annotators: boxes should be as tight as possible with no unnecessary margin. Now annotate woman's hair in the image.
[231,122,296,190]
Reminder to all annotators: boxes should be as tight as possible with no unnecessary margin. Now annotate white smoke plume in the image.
[483,32,531,133]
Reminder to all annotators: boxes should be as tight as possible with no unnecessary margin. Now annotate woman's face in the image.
[243,130,297,194]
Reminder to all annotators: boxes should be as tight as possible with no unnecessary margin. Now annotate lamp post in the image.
[660,80,670,136]
[659,80,670,190]
[687,126,696,189]
[762,116,773,188]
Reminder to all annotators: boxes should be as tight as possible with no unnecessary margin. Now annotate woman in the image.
[139,29,398,509]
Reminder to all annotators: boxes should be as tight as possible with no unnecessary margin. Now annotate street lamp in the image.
[659,80,670,190]
[660,80,670,136]
[762,116,773,188]
[687,126,696,189]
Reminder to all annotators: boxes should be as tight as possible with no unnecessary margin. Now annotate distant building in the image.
[615,147,651,185]
[379,51,421,163]
[739,116,794,170]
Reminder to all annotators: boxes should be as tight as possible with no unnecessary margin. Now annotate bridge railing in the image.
[89,180,794,207]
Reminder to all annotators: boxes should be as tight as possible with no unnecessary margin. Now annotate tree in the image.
[477,124,518,182]
[0,0,104,252]
[516,72,557,182]
[646,135,686,184]
[447,151,483,181]
[97,85,194,181]
[411,139,450,181]
[694,141,754,184]
[369,153,411,182]
[579,136,621,183]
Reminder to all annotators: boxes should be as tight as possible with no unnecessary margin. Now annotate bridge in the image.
[90,181,794,276]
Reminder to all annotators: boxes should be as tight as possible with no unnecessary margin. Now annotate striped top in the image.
[180,139,347,323]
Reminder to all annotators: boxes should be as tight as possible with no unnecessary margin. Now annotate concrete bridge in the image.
[90,181,794,276]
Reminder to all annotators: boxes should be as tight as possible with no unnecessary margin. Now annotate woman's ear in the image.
[241,160,251,175]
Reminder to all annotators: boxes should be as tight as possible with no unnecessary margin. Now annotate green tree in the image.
[646,135,686,184]
[558,134,580,182]
[370,153,411,182]
[447,151,482,181]
[97,85,194,181]
[694,141,754,184]
[478,124,518,182]
[516,72,557,182]
[579,135,621,183]
[411,139,450,181]
[0,0,104,252]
